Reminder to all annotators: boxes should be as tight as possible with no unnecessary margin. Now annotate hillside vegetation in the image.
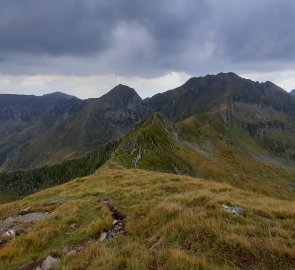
[0,141,118,203]
[0,169,294,270]
[110,113,295,200]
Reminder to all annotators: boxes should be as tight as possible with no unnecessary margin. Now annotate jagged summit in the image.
[145,72,295,120]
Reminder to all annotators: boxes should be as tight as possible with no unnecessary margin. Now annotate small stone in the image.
[222,204,244,215]
[3,229,16,240]
[21,207,31,213]
[112,219,119,225]
[98,232,107,241]
[70,223,77,229]
[61,246,70,254]
[41,255,60,270]
[77,245,84,251]
[66,250,77,256]
[150,238,161,251]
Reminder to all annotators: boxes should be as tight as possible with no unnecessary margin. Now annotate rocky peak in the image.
[100,84,142,106]
[145,72,295,121]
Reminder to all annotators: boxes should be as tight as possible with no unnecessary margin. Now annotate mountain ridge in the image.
[0,73,295,270]
[1,73,295,171]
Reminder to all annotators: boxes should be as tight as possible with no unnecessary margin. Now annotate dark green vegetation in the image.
[0,140,118,203]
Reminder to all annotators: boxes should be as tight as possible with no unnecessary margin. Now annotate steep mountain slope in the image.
[0,95,91,171]
[144,73,295,161]
[2,110,294,203]
[291,89,295,96]
[0,169,294,270]
[0,85,149,171]
[0,140,118,203]
[0,92,74,138]
[109,112,295,199]
[145,72,295,120]
[2,73,295,172]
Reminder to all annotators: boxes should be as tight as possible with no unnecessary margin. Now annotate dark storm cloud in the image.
[0,0,208,56]
[0,1,115,55]
[213,0,295,62]
[0,0,294,76]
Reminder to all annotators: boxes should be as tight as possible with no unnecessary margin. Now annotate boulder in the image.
[41,255,60,270]
[112,219,119,225]
[98,232,107,241]
[3,229,16,240]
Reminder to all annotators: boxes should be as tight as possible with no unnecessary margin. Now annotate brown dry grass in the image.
[0,169,295,269]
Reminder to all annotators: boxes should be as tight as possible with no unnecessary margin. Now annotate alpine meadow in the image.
[0,1,295,270]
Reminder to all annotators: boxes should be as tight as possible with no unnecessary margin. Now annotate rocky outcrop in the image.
[99,199,125,242]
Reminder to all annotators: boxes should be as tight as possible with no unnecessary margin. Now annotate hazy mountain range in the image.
[0,72,295,201]
[1,72,295,173]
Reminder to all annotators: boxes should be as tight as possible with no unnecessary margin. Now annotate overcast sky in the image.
[0,0,294,99]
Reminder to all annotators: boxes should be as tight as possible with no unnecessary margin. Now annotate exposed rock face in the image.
[100,199,125,242]
[143,73,295,161]
[290,89,295,96]
[0,211,52,247]
[145,72,295,121]
[4,212,51,223]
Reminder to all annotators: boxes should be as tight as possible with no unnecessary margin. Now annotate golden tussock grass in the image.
[0,169,294,269]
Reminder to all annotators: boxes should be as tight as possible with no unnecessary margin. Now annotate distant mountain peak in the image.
[291,89,295,96]
[100,84,142,104]
[217,71,239,78]
[145,72,295,121]
[42,91,76,100]
[109,84,139,96]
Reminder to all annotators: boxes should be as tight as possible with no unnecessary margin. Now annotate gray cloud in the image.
[0,0,294,77]
[214,0,295,62]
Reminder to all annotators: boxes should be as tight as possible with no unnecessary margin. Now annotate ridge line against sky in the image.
[0,0,294,98]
